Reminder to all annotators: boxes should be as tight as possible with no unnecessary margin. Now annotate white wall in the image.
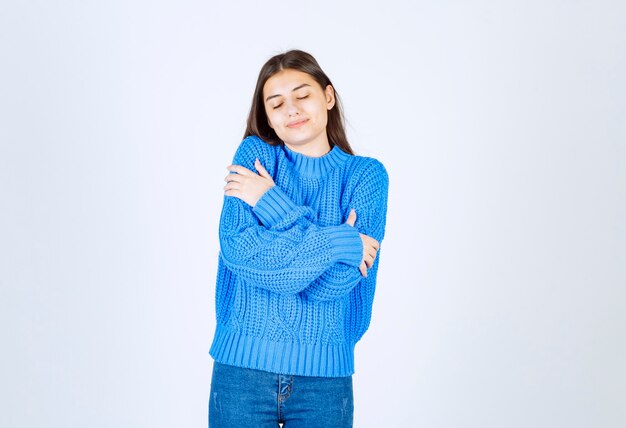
[1,1,624,427]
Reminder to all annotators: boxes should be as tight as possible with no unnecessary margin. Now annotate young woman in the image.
[208,49,389,427]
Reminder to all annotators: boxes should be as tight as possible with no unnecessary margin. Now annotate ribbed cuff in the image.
[253,185,298,227]
[324,224,363,267]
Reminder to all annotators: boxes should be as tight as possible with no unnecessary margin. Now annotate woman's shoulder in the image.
[336,152,389,200]
[232,135,280,168]
[237,135,277,156]
[344,152,388,183]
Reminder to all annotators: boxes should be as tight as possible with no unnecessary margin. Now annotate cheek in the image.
[316,103,330,123]
[320,114,329,128]
[315,100,330,118]
[265,110,278,127]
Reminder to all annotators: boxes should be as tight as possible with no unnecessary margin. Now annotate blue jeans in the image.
[209,361,354,427]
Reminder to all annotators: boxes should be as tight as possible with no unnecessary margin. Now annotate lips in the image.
[286,119,308,128]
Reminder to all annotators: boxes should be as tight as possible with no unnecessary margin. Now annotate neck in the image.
[281,141,349,179]
[284,136,331,158]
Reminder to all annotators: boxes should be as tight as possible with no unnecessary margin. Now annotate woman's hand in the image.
[224,159,275,207]
[345,209,380,277]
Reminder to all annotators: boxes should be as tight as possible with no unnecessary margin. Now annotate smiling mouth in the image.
[286,119,308,128]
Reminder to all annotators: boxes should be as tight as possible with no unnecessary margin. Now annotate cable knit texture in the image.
[209,135,389,377]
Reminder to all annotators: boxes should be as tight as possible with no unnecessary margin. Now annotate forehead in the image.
[263,69,319,96]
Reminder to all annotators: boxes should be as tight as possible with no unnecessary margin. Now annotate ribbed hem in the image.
[209,325,355,377]
[253,185,297,228]
[324,224,363,267]
[282,144,351,178]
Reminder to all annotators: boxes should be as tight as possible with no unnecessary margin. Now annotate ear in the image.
[325,85,336,110]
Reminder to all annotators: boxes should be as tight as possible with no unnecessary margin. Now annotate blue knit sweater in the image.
[209,135,389,377]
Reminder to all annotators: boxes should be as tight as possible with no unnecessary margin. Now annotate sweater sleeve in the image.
[254,185,361,302]
[218,138,364,295]
[301,159,390,303]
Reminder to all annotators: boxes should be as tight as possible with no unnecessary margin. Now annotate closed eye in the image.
[296,95,309,100]
[272,103,283,110]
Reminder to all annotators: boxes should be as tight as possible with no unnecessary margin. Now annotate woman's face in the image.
[263,68,335,154]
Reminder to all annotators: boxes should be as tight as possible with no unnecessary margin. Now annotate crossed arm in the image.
[218,142,386,302]
[223,158,380,278]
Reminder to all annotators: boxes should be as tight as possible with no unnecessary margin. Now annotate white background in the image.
[1,1,625,427]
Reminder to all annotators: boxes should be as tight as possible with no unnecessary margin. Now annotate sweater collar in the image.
[282,143,350,178]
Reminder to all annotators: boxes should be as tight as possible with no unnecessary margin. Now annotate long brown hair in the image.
[244,50,354,155]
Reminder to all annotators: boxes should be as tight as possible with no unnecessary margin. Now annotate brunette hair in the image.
[243,49,354,155]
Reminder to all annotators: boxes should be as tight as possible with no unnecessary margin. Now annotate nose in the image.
[286,100,300,116]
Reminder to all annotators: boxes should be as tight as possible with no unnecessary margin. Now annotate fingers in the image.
[363,249,376,268]
[363,235,380,251]
[227,161,269,177]
[361,235,380,253]
[223,172,241,191]
[346,213,380,276]
[345,209,357,226]
[254,159,270,178]
[365,251,375,267]
[223,161,274,206]
[223,182,240,192]
[224,173,240,183]
[223,162,262,191]
[227,161,274,186]
[361,235,380,269]
[226,164,254,176]
[359,261,367,277]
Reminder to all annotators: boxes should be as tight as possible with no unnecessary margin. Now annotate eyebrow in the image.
[265,83,311,102]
